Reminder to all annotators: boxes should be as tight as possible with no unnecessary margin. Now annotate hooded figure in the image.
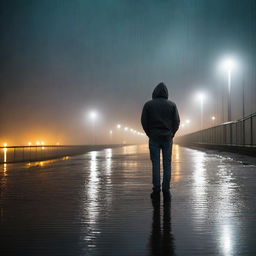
[141,82,180,141]
[141,82,180,200]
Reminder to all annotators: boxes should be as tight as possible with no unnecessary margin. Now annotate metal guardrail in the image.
[0,145,121,164]
[175,112,256,147]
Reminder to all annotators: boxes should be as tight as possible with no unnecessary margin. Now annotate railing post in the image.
[243,118,245,145]
[230,124,233,145]
[251,115,253,146]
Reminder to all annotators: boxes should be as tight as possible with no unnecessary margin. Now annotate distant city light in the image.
[41,141,45,145]
[36,141,40,145]
[109,130,113,134]
[124,127,128,131]
[28,142,32,146]
[3,143,7,147]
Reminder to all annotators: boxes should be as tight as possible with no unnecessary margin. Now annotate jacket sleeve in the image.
[141,103,150,137]
[171,104,180,137]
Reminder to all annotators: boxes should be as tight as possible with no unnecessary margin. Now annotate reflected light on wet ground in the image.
[3,147,7,163]
[83,151,100,247]
[192,151,207,226]
[1,144,256,255]
[172,144,181,183]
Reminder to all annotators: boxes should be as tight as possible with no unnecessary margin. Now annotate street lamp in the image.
[109,130,113,143]
[196,92,206,130]
[88,110,99,144]
[220,57,237,121]
[211,116,216,125]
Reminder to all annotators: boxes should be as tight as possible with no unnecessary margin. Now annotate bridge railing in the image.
[0,145,118,164]
[175,112,256,147]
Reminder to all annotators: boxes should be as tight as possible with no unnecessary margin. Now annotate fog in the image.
[1,0,256,145]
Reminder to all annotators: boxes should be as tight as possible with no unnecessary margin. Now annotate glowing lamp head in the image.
[196,92,206,103]
[185,119,191,124]
[109,130,113,134]
[117,124,121,129]
[222,58,236,71]
[212,116,216,120]
[124,127,128,131]
[89,110,98,121]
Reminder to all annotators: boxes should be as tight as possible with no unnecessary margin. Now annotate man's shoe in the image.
[162,190,171,202]
[150,191,160,200]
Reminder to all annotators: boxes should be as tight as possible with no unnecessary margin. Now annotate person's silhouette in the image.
[149,199,175,255]
[141,82,180,200]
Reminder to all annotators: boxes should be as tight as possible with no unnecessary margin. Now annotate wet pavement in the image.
[1,144,256,256]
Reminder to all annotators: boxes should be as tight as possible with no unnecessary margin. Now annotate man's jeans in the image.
[149,139,173,192]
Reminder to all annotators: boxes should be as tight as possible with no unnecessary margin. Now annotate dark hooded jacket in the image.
[141,83,180,141]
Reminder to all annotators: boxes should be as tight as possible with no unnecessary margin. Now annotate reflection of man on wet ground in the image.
[141,82,180,201]
[149,200,175,255]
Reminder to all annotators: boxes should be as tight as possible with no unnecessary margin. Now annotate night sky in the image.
[1,0,256,145]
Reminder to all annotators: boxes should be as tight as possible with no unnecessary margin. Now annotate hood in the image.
[152,82,168,99]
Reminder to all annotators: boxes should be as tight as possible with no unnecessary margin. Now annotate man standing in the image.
[141,82,180,201]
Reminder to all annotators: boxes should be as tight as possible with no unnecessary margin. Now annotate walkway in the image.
[1,145,256,255]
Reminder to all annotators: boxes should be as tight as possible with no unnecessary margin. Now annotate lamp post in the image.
[219,57,238,145]
[109,130,113,143]
[88,110,98,145]
[221,58,236,122]
[116,124,122,144]
[211,116,216,125]
[197,93,205,130]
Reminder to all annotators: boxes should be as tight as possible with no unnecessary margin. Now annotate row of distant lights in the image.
[109,124,146,136]
[2,141,60,147]
[181,119,191,128]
